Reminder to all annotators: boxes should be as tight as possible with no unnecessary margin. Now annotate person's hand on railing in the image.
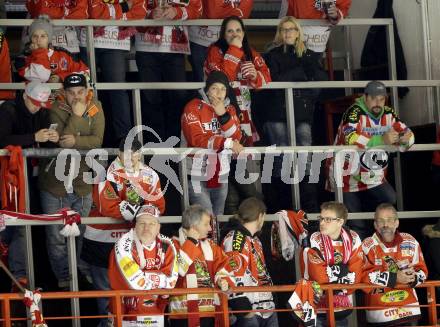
[383,129,399,145]
[232,140,244,155]
[34,129,50,143]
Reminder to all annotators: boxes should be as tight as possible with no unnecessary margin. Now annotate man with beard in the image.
[326,80,414,239]
[362,203,427,326]
[303,201,363,327]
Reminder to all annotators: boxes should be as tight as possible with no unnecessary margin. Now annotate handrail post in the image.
[67,236,80,327]
[219,291,230,327]
[115,292,123,327]
[2,297,11,327]
[327,288,335,327]
[427,284,438,325]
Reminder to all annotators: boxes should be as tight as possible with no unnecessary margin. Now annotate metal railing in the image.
[0,16,438,327]
[1,281,440,327]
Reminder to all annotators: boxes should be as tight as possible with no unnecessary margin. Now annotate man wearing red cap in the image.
[0,80,59,289]
[109,205,178,326]
[0,81,58,148]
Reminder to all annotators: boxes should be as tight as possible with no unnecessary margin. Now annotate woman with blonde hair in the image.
[256,16,326,212]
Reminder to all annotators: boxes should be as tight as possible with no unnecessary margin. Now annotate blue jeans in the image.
[40,190,92,286]
[0,227,26,279]
[343,182,397,240]
[80,47,132,142]
[89,264,111,327]
[135,51,187,140]
[316,316,348,327]
[263,122,312,178]
[189,42,208,82]
[233,313,278,327]
[188,178,228,216]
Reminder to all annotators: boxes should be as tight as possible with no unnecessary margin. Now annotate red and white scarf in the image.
[320,228,352,265]
[0,209,81,237]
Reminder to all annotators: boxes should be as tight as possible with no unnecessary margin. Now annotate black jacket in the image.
[0,94,51,148]
[253,45,326,124]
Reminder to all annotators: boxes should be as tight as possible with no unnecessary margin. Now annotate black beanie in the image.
[205,71,230,92]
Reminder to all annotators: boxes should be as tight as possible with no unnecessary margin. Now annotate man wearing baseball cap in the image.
[326,80,414,240]
[38,72,104,290]
[0,81,58,147]
[108,205,178,326]
[0,80,59,291]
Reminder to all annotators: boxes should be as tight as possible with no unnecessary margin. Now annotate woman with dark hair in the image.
[204,16,271,148]
[204,16,271,214]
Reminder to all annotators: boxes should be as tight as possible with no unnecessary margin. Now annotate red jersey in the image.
[18,48,89,82]
[109,232,178,321]
[204,44,271,146]
[280,0,351,21]
[303,229,363,318]
[86,158,165,242]
[89,0,146,20]
[0,33,14,101]
[201,0,253,18]
[362,232,428,325]
[26,0,88,19]
[222,219,275,318]
[181,95,242,183]
[169,228,235,322]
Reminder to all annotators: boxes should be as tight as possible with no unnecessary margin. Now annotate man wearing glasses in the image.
[362,203,427,326]
[303,201,363,327]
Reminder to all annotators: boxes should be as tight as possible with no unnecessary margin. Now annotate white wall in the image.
[348,0,432,126]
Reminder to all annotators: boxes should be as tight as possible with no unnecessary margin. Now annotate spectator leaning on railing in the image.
[326,80,415,240]
[302,201,363,327]
[362,203,428,327]
[17,16,89,84]
[38,73,104,290]
[169,205,235,327]
[82,137,165,326]
[221,197,279,327]
[109,205,178,327]
[0,81,57,291]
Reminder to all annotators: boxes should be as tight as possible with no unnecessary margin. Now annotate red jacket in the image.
[18,48,89,82]
[26,0,88,18]
[201,0,253,18]
[109,235,177,317]
[0,33,14,101]
[362,232,428,325]
[89,0,146,20]
[0,146,25,213]
[204,44,271,145]
[87,158,165,237]
[169,229,235,324]
[143,0,201,20]
[303,229,363,317]
[280,0,351,22]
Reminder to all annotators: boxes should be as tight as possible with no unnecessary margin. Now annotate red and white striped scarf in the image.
[320,228,352,265]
